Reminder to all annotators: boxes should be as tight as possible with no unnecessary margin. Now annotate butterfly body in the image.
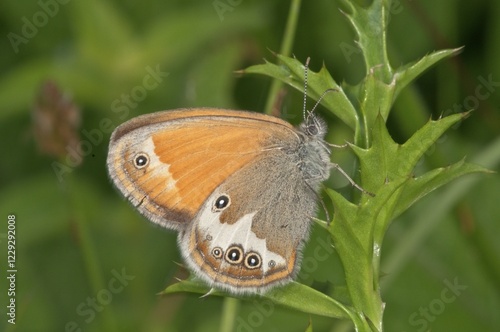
[107,108,332,294]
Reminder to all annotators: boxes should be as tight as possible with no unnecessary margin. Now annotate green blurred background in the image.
[0,0,499,331]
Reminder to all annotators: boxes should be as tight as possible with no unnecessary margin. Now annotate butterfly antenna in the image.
[302,57,311,121]
[310,88,338,114]
[303,58,338,121]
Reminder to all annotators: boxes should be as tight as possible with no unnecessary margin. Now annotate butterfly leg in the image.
[331,162,375,197]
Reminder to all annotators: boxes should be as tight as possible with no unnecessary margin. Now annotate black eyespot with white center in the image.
[213,194,230,212]
[244,252,262,269]
[268,260,276,268]
[225,245,243,265]
[212,247,223,259]
[133,153,149,169]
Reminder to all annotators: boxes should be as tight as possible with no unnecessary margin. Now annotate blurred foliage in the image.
[0,0,499,331]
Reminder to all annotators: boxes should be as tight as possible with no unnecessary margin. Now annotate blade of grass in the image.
[263,0,302,115]
[68,175,117,332]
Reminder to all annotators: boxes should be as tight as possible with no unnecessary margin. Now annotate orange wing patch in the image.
[151,118,286,217]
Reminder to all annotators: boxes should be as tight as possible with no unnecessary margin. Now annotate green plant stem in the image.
[220,297,240,332]
[264,0,301,115]
[332,226,383,331]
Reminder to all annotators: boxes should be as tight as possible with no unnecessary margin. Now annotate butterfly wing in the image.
[108,108,325,292]
[107,108,301,230]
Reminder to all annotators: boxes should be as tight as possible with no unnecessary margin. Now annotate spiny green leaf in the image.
[265,282,351,319]
[392,159,493,220]
[161,279,351,319]
[352,112,471,192]
[357,74,396,146]
[327,188,365,249]
[381,137,500,287]
[363,177,409,242]
[242,55,358,129]
[398,111,471,177]
[349,112,478,241]
[335,0,394,145]
[241,58,299,89]
[337,0,392,81]
[393,47,463,100]
[350,113,400,191]
[326,189,384,327]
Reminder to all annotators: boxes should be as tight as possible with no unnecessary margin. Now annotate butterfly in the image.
[107,58,368,294]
